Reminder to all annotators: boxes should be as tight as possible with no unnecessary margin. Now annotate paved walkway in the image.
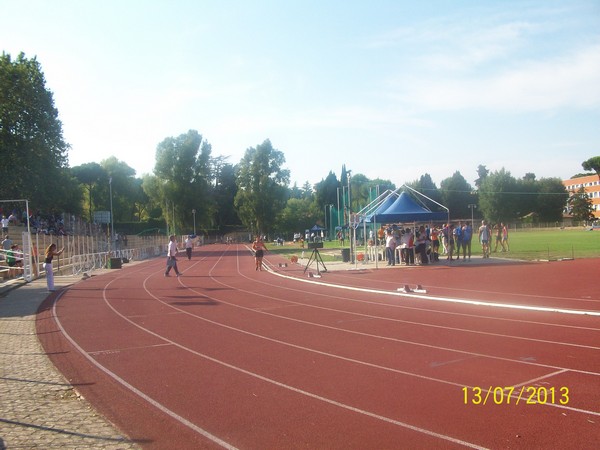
[0,274,139,449]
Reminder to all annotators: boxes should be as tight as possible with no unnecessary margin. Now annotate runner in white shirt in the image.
[165,235,181,277]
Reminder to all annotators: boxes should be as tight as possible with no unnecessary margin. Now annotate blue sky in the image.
[2,0,599,187]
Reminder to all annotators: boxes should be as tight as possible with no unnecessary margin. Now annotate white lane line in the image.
[258,267,600,333]
[51,290,239,450]
[208,250,600,354]
[53,262,489,448]
[94,275,490,449]
[268,266,600,316]
[53,252,600,450]
[245,250,600,333]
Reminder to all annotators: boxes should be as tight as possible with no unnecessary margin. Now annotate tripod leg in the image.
[316,249,327,273]
[304,249,316,273]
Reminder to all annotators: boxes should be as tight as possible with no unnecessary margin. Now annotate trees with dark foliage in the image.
[0,52,80,213]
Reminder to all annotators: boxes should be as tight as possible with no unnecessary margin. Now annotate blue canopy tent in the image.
[359,186,449,268]
[308,224,326,242]
[371,192,447,223]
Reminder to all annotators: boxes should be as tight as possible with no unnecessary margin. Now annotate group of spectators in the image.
[374,220,509,266]
[477,221,510,258]
[0,209,68,236]
[1,209,67,277]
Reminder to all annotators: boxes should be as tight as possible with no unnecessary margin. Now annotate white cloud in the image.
[398,43,600,112]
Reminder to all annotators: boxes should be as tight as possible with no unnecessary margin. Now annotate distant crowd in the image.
[1,209,68,236]
[371,220,509,266]
[1,209,68,275]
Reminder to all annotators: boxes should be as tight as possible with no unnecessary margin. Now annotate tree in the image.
[474,165,489,189]
[300,182,314,199]
[141,174,163,219]
[0,52,75,211]
[568,186,595,222]
[315,171,339,212]
[288,183,303,200]
[534,178,568,222]
[349,173,371,212]
[101,157,139,222]
[515,173,539,219]
[406,174,443,211]
[148,130,215,233]
[234,139,290,235]
[71,162,107,222]
[368,178,396,196]
[129,177,151,222]
[582,156,600,181]
[213,162,241,229]
[275,197,320,238]
[478,168,519,222]
[439,171,473,219]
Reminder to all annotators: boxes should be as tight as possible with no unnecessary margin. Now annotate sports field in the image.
[268,228,600,262]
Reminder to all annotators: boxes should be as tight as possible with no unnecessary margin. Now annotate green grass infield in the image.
[265,228,600,262]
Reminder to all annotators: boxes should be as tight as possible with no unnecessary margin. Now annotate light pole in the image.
[328,204,334,241]
[347,171,353,262]
[192,209,196,236]
[109,176,114,254]
[323,204,328,238]
[468,204,476,226]
[172,201,175,236]
[336,188,341,227]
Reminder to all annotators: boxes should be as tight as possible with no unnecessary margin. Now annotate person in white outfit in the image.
[185,235,193,260]
[43,243,64,291]
[165,235,181,277]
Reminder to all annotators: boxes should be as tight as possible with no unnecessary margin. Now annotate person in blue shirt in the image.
[461,221,473,260]
[454,222,463,259]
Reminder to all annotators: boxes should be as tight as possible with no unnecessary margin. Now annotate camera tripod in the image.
[303,247,327,276]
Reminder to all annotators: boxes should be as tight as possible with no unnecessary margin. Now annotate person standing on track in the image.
[252,236,268,271]
[502,222,510,252]
[43,243,64,291]
[184,235,193,260]
[461,221,473,261]
[493,222,504,253]
[165,235,181,277]
[478,220,491,258]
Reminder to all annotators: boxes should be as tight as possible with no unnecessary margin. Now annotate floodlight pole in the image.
[192,209,196,235]
[468,204,476,226]
[336,188,340,228]
[109,177,114,255]
[347,171,353,263]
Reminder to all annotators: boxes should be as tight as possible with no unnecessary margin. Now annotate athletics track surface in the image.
[37,244,600,449]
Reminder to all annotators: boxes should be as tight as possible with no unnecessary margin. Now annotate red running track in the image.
[37,244,600,449]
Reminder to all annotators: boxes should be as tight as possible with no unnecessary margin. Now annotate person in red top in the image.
[252,236,268,271]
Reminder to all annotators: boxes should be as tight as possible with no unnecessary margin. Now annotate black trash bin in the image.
[109,257,122,269]
[341,248,351,262]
